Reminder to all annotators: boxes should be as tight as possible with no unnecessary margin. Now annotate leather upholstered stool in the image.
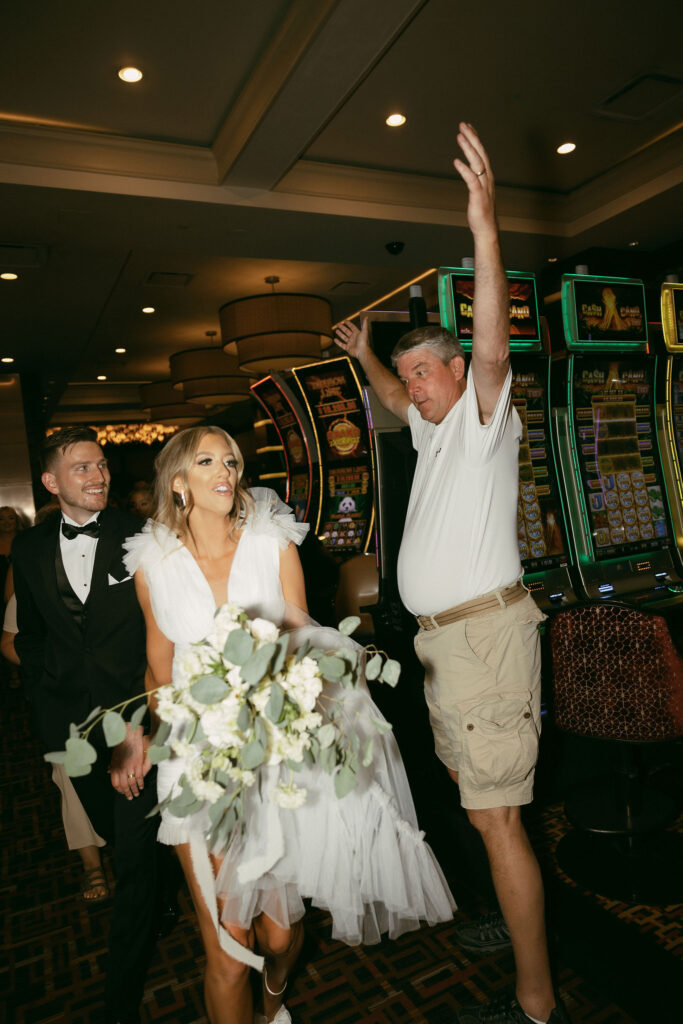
[549,600,683,904]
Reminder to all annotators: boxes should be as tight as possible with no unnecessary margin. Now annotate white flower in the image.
[250,684,271,714]
[200,697,242,748]
[189,778,223,804]
[250,618,280,644]
[282,658,323,712]
[291,710,322,733]
[274,731,308,763]
[227,765,256,788]
[272,782,307,809]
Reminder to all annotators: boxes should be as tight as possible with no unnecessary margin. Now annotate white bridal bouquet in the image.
[47,604,401,855]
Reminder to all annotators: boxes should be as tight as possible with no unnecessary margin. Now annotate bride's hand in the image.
[109,723,151,799]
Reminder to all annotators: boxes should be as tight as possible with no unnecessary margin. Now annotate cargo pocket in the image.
[460,691,538,791]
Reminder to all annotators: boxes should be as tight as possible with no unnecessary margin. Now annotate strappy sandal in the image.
[80,866,109,903]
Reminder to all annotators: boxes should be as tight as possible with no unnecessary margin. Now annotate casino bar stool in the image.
[549,600,683,904]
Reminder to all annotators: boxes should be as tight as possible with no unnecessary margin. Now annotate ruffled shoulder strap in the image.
[123,520,184,576]
[243,487,309,550]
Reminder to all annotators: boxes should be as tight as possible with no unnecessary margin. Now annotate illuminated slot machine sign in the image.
[250,375,317,523]
[292,356,375,556]
[555,274,681,598]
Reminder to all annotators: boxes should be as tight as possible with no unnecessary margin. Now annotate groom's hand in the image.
[109,723,152,799]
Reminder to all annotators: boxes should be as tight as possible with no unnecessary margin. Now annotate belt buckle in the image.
[418,614,436,631]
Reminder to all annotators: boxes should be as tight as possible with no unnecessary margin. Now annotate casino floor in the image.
[3,656,681,1024]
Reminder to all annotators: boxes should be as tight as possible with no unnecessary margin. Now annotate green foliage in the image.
[191,674,230,704]
[223,628,254,665]
[338,615,361,636]
[240,641,277,685]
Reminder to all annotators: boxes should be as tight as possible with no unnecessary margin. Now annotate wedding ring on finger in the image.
[475,169,486,177]
[127,772,136,779]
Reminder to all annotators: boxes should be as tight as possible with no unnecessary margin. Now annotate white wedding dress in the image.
[124,488,454,957]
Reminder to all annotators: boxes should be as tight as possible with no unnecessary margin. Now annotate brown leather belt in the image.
[415,580,527,631]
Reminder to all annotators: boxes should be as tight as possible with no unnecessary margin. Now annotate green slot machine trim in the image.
[565,360,596,563]
[561,273,648,352]
[437,266,542,352]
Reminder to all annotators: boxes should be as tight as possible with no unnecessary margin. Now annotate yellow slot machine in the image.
[656,278,683,574]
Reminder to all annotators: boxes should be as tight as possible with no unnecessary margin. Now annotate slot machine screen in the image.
[511,359,569,571]
[571,356,671,560]
[441,269,541,348]
[671,356,683,473]
[569,278,647,345]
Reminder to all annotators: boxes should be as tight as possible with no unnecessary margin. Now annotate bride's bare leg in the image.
[253,915,304,1021]
[176,844,254,1024]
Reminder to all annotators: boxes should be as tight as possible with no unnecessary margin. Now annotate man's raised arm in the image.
[334,317,411,423]
[453,122,509,423]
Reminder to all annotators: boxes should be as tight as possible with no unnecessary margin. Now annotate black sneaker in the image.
[456,990,570,1023]
[454,911,512,954]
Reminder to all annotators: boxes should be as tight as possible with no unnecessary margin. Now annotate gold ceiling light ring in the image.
[220,293,332,374]
[169,347,252,405]
[139,380,206,427]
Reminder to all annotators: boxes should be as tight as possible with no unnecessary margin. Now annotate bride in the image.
[124,425,454,1024]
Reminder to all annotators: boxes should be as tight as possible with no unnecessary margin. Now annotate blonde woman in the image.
[124,425,454,1024]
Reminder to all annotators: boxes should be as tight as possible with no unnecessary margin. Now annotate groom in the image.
[12,426,158,1024]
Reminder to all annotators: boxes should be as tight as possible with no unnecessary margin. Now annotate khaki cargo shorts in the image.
[414,591,546,809]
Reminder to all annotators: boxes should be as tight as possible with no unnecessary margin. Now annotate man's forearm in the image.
[472,229,509,364]
[356,344,407,417]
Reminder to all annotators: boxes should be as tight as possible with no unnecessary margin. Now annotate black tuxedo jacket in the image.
[12,506,147,752]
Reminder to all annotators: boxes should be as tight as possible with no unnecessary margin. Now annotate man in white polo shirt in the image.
[335,123,567,1024]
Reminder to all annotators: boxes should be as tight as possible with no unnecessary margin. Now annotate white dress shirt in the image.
[60,512,101,603]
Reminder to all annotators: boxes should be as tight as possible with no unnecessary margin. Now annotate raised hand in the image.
[334,317,370,359]
[453,122,497,239]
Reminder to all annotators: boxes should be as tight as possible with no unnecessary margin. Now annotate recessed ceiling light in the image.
[118,66,143,83]
[628,240,639,247]
[556,142,576,155]
[1,356,14,363]
[386,113,406,127]
[547,256,559,263]
[1,272,18,280]
[115,347,127,353]
[141,306,155,314]
[97,375,107,381]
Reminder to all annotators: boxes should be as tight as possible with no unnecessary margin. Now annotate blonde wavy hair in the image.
[153,426,252,539]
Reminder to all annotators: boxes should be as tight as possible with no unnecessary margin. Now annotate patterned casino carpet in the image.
[2,677,682,1024]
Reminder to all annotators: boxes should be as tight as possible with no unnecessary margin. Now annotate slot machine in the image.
[549,272,682,602]
[656,279,683,573]
[249,374,320,524]
[290,356,375,559]
[438,266,579,610]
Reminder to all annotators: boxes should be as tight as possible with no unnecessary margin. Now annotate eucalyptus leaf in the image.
[319,745,336,774]
[303,747,314,768]
[365,653,382,680]
[318,655,345,682]
[240,739,266,770]
[155,720,172,745]
[370,715,393,735]
[287,758,303,772]
[379,659,401,687]
[237,703,251,732]
[65,736,98,764]
[223,628,254,665]
[338,615,361,636]
[64,757,93,778]
[69,723,80,739]
[271,635,289,676]
[215,769,232,786]
[307,647,324,661]
[334,763,357,799]
[77,705,102,729]
[317,723,336,749]
[44,750,67,764]
[191,674,230,704]
[265,681,284,723]
[129,703,147,730]
[240,642,277,686]
[101,710,127,747]
[208,792,232,825]
[362,736,375,767]
[294,639,310,663]
[168,794,204,817]
[147,743,171,764]
[254,714,268,747]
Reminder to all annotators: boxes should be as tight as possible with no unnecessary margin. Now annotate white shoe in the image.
[253,1008,291,1024]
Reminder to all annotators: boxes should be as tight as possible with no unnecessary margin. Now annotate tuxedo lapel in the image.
[87,507,120,608]
[37,515,80,635]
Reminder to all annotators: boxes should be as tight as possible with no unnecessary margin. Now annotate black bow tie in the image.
[61,520,100,540]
